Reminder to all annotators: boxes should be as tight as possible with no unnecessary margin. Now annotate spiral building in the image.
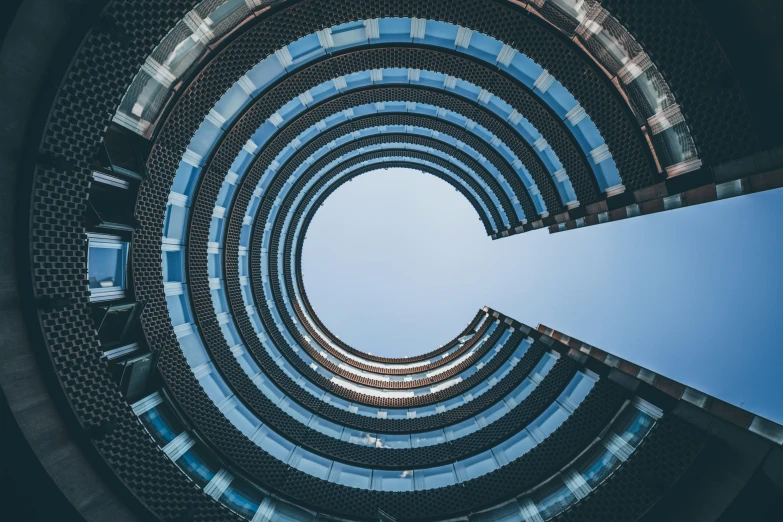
[1,0,782,521]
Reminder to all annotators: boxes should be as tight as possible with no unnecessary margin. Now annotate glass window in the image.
[211,82,251,128]
[377,18,410,43]
[530,477,577,520]
[163,201,188,241]
[530,353,557,384]
[414,464,457,490]
[288,447,332,480]
[254,426,295,461]
[574,444,621,489]
[165,290,192,327]
[476,401,510,427]
[615,408,656,448]
[308,416,343,439]
[88,236,128,300]
[325,395,351,412]
[383,409,408,420]
[211,287,230,315]
[411,404,438,418]
[254,372,285,404]
[219,321,242,347]
[188,120,222,160]
[171,162,201,197]
[492,429,535,465]
[353,403,378,417]
[469,500,524,522]
[245,55,286,95]
[199,371,231,404]
[412,430,446,448]
[236,350,260,376]
[218,477,265,519]
[207,251,222,279]
[529,403,569,443]
[139,405,184,446]
[298,378,325,400]
[442,395,465,411]
[274,502,315,522]
[179,328,209,368]
[455,450,499,482]
[162,249,184,283]
[376,433,411,449]
[176,444,220,487]
[329,21,368,50]
[445,418,480,441]
[470,379,492,399]
[225,400,261,437]
[328,462,372,489]
[341,428,379,447]
[505,379,536,408]
[558,372,596,411]
[371,469,414,492]
[278,398,313,425]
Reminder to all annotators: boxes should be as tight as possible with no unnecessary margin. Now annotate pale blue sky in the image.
[303,168,783,422]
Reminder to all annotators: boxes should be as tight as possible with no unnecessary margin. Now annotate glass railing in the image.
[132,367,598,494]
[133,390,657,520]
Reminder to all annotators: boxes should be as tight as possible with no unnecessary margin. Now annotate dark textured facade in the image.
[1,0,782,521]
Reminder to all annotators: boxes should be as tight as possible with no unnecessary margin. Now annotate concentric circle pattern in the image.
[6,0,783,521]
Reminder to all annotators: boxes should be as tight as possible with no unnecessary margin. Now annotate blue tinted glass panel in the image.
[219,478,264,519]
[414,464,457,490]
[455,450,499,482]
[328,462,372,489]
[412,430,446,448]
[139,405,184,446]
[372,469,414,492]
[177,445,219,487]
[289,447,332,479]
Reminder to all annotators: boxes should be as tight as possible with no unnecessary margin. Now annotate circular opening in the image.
[302,168,489,358]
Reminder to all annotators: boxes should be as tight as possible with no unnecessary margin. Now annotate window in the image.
[492,429,535,465]
[87,233,129,302]
[253,373,285,404]
[288,447,332,479]
[308,416,343,439]
[162,247,184,283]
[87,174,137,232]
[278,398,313,425]
[341,428,379,447]
[469,500,525,522]
[445,418,479,441]
[100,124,147,179]
[218,477,264,519]
[505,379,536,408]
[253,426,295,462]
[91,301,143,348]
[574,444,621,489]
[414,464,457,490]
[139,404,184,446]
[372,469,414,492]
[412,430,446,448]
[557,372,597,412]
[476,401,510,427]
[376,433,411,449]
[177,444,221,487]
[224,400,261,437]
[328,462,372,489]
[530,477,577,520]
[455,450,499,482]
[528,403,570,443]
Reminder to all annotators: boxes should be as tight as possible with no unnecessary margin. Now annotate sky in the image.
[302,168,783,423]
